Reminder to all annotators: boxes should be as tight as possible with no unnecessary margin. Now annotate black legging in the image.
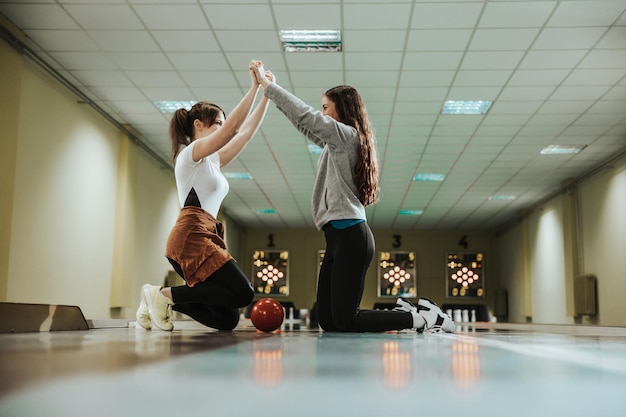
[168,259,254,331]
[317,222,413,332]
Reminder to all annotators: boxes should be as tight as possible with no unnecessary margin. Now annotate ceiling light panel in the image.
[279,30,342,52]
[153,100,195,114]
[442,100,493,115]
[540,145,587,155]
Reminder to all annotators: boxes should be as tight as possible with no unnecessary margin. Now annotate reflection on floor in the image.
[1,320,626,417]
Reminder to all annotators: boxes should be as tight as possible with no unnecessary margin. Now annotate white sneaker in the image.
[136,286,152,330]
[417,298,455,333]
[142,284,174,331]
[393,298,425,332]
[394,297,455,333]
[394,297,417,313]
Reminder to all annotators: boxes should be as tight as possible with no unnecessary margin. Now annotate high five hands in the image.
[249,60,275,90]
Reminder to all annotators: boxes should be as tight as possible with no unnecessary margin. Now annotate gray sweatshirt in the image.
[265,83,366,230]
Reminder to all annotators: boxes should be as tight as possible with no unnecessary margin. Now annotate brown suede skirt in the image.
[165,206,233,287]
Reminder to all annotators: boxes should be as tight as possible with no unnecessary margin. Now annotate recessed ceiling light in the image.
[308,144,323,155]
[540,145,586,155]
[488,195,517,201]
[413,173,446,182]
[256,209,276,214]
[224,172,252,180]
[279,30,342,52]
[442,100,492,115]
[399,210,423,216]
[153,100,196,114]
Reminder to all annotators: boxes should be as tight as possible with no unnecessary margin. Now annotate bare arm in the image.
[191,63,261,162]
[219,96,270,167]
[219,70,275,167]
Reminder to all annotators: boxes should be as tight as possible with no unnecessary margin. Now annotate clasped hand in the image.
[249,59,275,89]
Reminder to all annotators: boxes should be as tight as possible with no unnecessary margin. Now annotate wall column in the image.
[0,21,24,301]
[109,132,137,313]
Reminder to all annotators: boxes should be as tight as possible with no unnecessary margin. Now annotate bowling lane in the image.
[1,325,626,417]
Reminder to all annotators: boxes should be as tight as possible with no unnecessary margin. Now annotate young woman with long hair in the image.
[253,66,454,333]
[136,61,273,331]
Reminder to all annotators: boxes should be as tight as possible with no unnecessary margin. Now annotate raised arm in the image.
[253,66,353,149]
[219,70,275,167]
[191,62,261,162]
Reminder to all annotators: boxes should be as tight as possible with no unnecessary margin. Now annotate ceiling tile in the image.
[533,27,607,50]
[50,52,117,70]
[215,30,281,52]
[125,71,186,88]
[133,4,209,30]
[479,1,556,28]
[65,4,143,30]
[344,30,407,52]
[24,30,98,51]
[151,30,220,52]
[470,29,539,51]
[406,29,472,51]
[0,4,78,29]
[273,4,341,29]
[89,30,160,52]
[461,51,525,70]
[345,4,412,30]
[411,3,482,29]
[519,50,588,69]
[547,1,626,27]
[203,4,274,30]
[110,52,173,71]
[403,52,463,70]
[167,52,230,71]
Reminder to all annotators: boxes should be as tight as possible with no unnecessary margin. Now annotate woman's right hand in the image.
[250,61,272,90]
[249,60,264,88]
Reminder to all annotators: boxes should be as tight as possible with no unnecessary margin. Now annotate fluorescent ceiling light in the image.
[153,100,196,114]
[540,145,586,155]
[488,195,517,201]
[308,144,323,155]
[256,209,276,214]
[399,210,423,216]
[442,100,492,115]
[279,30,342,52]
[224,172,252,180]
[413,173,445,182]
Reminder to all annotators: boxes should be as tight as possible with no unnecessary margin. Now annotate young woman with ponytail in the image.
[253,66,455,333]
[136,60,273,331]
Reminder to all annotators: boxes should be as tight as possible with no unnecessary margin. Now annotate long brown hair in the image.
[324,85,379,206]
[169,101,225,159]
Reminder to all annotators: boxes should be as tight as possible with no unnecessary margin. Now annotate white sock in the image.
[411,311,425,330]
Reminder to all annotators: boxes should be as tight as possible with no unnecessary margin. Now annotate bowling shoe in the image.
[394,297,455,333]
[142,284,174,331]
[135,286,152,330]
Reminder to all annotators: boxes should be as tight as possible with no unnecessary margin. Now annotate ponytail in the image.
[169,108,193,159]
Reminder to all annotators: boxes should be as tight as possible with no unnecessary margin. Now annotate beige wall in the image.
[579,155,626,326]
[0,33,22,301]
[129,150,180,319]
[243,228,495,314]
[496,154,626,326]
[2,38,179,319]
[8,59,119,318]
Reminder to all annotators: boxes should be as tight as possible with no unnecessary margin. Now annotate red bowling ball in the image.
[250,298,284,332]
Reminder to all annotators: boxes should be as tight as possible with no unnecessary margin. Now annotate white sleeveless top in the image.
[174,141,229,217]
